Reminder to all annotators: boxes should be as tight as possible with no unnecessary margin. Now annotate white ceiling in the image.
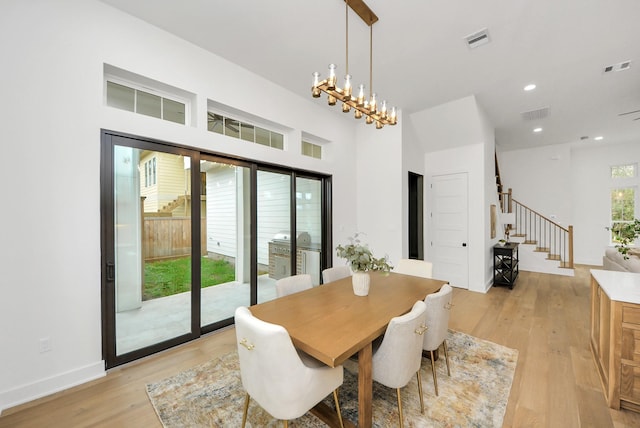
[99,0,640,151]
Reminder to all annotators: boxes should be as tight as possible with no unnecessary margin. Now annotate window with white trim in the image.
[207,112,284,150]
[301,140,322,159]
[106,81,186,125]
[610,163,638,243]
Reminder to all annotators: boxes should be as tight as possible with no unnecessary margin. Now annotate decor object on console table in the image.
[493,242,519,289]
[336,233,392,296]
[501,212,516,242]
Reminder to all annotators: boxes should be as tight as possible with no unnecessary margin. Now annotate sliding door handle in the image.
[106,262,115,281]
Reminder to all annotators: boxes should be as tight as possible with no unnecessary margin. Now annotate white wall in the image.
[0,0,360,411]
[353,115,404,266]
[419,96,497,293]
[497,144,572,226]
[498,141,640,266]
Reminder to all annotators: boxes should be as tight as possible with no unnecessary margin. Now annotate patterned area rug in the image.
[146,330,518,427]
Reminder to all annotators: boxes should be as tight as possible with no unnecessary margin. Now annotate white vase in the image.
[352,271,371,296]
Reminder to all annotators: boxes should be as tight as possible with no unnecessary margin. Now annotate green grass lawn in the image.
[143,257,235,300]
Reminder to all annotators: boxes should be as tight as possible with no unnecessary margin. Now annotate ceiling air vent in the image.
[464,28,490,49]
[521,107,549,121]
[604,60,631,73]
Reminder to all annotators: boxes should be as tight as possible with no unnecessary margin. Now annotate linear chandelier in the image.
[311,0,397,129]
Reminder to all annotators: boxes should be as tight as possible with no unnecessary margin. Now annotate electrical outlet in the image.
[39,337,52,353]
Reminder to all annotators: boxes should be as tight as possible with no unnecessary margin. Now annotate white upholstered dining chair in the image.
[234,306,344,428]
[371,300,428,428]
[275,273,313,298]
[422,283,453,396]
[321,265,351,284]
[394,258,433,278]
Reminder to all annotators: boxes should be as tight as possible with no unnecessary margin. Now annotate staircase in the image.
[496,154,574,276]
[159,195,190,215]
[498,189,574,277]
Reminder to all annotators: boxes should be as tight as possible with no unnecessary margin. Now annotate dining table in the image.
[249,271,448,428]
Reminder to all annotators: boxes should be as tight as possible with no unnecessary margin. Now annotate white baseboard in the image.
[0,361,105,415]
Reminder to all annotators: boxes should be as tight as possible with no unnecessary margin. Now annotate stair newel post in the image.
[568,225,574,269]
[507,188,513,214]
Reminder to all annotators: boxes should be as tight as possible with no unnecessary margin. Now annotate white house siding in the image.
[295,178,322,245]
[257,171,291,265]
[206,166,237,259]
[138,151,189,214]
[156,153,190,214]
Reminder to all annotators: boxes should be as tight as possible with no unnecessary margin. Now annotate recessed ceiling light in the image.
[524,84,536,91]
[533,127,543,133]
[594,136,604,141]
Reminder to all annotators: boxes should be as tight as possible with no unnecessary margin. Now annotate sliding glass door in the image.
[256,170,291,304]
[200,157,252,328]
[102,131,331,368]
[102,133,199,367]
[296,176,322,285]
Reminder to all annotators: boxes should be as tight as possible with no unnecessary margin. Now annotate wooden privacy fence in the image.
[143,217,207,261]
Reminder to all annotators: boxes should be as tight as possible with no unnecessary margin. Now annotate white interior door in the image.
[430,173,469,289]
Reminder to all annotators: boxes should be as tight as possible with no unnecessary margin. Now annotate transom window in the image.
[302,140,322,159]
[207,112,284,150]
[611,164,637,178]
[106,81,186,125]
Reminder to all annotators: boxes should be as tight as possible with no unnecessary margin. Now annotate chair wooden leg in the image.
[333,389,345,428]
[430,350,439,396]
[417,370,425,414]
[241,393,250,428]
[443,340,451,376]
[396,388,404,428]
[283,420,288,428]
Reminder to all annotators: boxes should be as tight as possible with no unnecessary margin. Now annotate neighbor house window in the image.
[106,81,186,125]
[144,158,156,188]
[207,112,284,150]
[301,140,322,159]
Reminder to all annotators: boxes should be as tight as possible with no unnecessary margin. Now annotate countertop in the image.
[591,269,640,304]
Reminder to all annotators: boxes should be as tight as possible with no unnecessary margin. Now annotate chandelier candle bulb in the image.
[380,100,387,118]
[356,84,366,106]
[311,72,321,97]
[327,64,337,90]
[369,93,377,113]
[343,74,352,97]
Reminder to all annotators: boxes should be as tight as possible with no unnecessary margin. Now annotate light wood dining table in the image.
[249,271,448,428]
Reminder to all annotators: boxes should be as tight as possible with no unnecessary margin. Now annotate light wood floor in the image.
[2,265,640,427]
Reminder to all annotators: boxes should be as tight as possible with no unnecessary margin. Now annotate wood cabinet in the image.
[590,270,640,412]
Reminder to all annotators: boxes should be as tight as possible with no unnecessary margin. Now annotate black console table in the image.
[493,242,519,289]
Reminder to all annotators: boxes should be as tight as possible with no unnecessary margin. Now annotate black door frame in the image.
[408,171,424,260]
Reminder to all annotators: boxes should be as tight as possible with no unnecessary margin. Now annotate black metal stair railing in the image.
[500,189,574,269]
